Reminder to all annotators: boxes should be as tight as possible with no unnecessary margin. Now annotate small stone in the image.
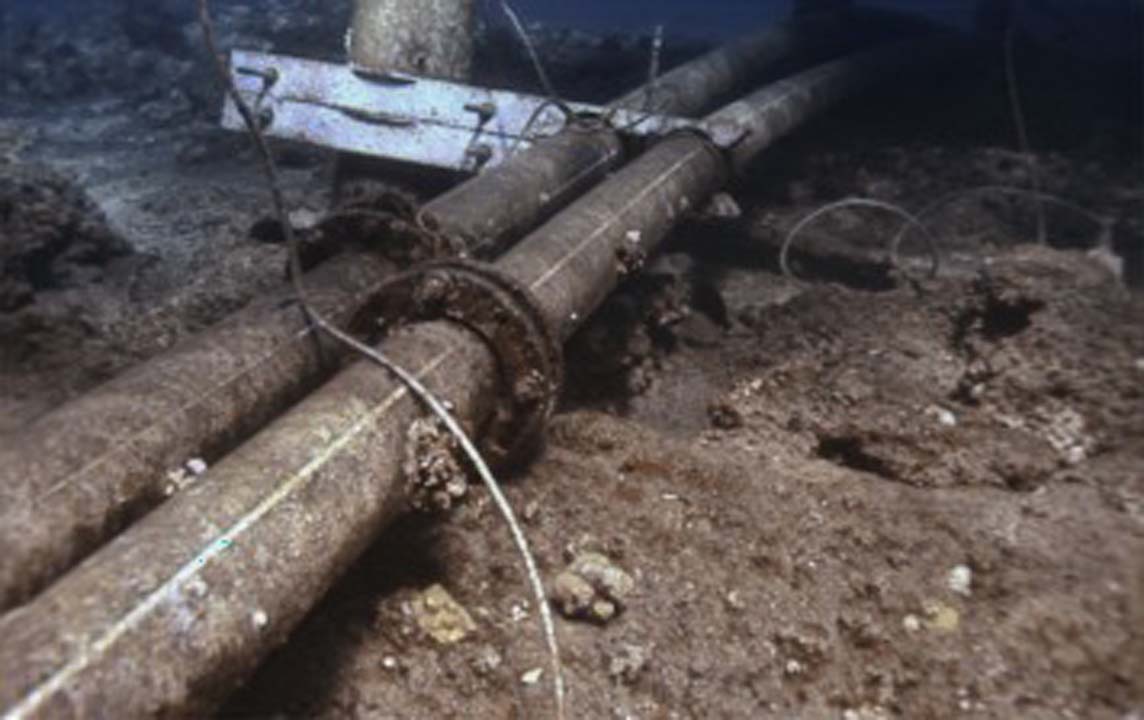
[784,659,804,676]
[521,667,544,685]
[381,655,399,670]
[164,468,192,496]
[1043,406,1093,464]
[251,609,268,630]
[185,458,208,476]
[607,643,650,685]
[522,500,541,523]
[902,614,921,633]
[591,599,617,622]
[925,405,958,427]
[725,590,747,612]
[948,565,973,597]
[700,192,742,219]
[474,646,502,675]
[412,584,476,644]
[550,551,635,624]
[924,601,961,633]
[551,571,596,619]
[1064,445,1087,465]
[1135,358,1144,372]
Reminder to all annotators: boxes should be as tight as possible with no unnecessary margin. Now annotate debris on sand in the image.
[550,551,635,624]
[924,601,961,633]
[947,564,973,597]
[411,584,477,645]
[0,163,131,312]
[403,417,468,513]
[607,642,651,685]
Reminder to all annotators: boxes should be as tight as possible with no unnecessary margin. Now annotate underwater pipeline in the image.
[0,38,951,718]
[0,13,864,614]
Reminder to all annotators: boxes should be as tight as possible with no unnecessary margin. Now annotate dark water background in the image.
[2,0,1139,55]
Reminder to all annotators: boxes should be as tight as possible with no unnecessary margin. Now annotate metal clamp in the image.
[353,259,562,466]
[222,49,750,173]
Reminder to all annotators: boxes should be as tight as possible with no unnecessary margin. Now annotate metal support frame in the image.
[222,49,747,172]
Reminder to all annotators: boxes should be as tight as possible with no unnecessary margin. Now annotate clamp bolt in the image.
[463,102,497,123]
[465,143,494,168]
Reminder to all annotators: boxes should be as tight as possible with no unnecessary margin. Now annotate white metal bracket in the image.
[220,49,748,173]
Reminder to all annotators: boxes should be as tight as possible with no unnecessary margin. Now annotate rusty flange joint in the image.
[355,259,562,466]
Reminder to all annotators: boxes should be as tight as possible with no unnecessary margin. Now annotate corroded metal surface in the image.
[501,39,944,342]
[0,251,392,613]
[0,322,497,719]
[422,128,624,254]
[349,0,474,80]
[499,132,728,341]
[355,259,563,465]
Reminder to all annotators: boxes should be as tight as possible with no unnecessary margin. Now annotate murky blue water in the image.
[5,0,1139,45]
[505,0,1133,47]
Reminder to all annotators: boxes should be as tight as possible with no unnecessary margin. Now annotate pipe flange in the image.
[354,259,562,467]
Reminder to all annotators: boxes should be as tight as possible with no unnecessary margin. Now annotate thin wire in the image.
[499,0,573,119]
[779,197,942,281]
[644,25,664,115]
[509,97,567,156]
[197,3,566,718]
[890,185,1109,256]
[1004,0,1048,245]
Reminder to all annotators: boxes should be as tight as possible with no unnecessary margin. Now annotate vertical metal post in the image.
[348,0,475,79]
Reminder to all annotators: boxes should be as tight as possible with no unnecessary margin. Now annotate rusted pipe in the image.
[424,10,865,253]
[0,322,499,719]
[0,38,946,718]
[609,11,847,115]
[499,40,951,343]
[0,17,854,613]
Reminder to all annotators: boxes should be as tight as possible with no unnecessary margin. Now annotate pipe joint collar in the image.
[352,259,562,467]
